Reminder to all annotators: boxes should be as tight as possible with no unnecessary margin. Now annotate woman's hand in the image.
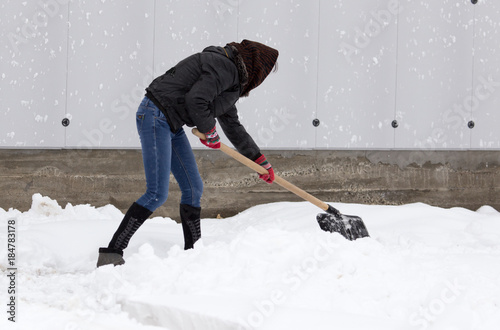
[255,154,274,184]
[200,126,221,149]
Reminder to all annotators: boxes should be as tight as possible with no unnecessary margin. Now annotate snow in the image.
[1,193,500,330]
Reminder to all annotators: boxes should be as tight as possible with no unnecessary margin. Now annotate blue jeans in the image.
[135,96,203,212]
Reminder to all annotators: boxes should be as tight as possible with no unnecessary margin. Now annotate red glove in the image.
[255,154,274,184]
[200,126,221,149]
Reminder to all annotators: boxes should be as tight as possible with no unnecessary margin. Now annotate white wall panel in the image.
[2,0,500,150]
[0,0,68,147]
[153,0,238,73]
[471,0,500,148]
[153,0,238,148]
[237,0,319,149]
[395,0,474,149]
[65,0,154,148]
[317,0,398,149]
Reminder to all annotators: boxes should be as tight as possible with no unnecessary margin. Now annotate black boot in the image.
[96,247,125,267]
[180,204,201,250]
[97,202,153,267]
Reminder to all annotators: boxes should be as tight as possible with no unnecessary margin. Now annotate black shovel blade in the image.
[316,206,369,240]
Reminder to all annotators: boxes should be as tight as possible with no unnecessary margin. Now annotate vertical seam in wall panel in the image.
[152,0,157,76]
[64,1,71,148]
[314,0,321,149]
[393,0,401,149]
[470,4,477,149]
[236,0,240,41]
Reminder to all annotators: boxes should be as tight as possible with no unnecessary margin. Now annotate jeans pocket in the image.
[136,107,146,134]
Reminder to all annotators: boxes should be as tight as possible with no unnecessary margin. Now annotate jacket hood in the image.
[227,40,279,97]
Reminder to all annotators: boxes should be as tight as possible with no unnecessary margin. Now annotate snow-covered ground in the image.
[1,193,500,330]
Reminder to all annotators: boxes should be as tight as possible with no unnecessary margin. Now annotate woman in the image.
[97,40,279,267]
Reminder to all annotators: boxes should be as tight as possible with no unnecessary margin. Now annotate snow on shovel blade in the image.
[316,205,369,240]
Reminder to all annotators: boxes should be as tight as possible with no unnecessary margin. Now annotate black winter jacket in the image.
[145,46,261,160]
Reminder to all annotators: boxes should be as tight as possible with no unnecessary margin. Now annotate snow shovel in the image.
[192,128,369,240]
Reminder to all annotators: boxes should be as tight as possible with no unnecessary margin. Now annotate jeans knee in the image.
[138,189,168,211]
[155,192,169,206]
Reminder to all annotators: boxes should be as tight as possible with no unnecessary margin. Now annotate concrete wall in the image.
[1,149,498,220]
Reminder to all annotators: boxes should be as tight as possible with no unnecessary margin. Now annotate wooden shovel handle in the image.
[192,128,329,212]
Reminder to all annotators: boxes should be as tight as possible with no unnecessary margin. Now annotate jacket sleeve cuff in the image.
[196,119,217,134]
[250,153,263,162]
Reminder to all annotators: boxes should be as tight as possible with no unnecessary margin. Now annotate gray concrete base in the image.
[1,149,499,220]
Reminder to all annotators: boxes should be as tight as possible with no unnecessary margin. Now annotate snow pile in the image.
[1,194,500,330]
